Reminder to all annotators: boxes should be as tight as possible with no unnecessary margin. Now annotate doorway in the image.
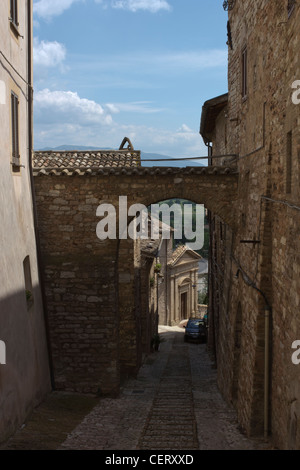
[180,292,188,320]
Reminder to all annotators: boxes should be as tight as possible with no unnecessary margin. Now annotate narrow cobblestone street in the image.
[2,326,269,451]
[59,326,266,450]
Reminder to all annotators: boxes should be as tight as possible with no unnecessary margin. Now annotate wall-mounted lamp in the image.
[223,0,235,11]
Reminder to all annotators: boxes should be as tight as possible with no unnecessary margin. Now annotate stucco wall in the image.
[0,0,51,443]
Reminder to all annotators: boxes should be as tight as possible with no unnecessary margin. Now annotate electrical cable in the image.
[262,196,300,212]
[0,50,31,87]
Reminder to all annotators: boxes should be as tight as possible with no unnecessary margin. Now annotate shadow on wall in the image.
[0,288,51,443]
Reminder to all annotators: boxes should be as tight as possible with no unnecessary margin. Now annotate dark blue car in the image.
[184,318,207,343]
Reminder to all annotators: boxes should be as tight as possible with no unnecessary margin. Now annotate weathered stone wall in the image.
[34,177,121,395]
[158,237,173,325]
[140,256,157,355]
[207,0,300,448]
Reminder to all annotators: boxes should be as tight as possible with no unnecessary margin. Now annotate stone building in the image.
[140,215,202,347]
[140,236,161,355]
[136,209,204,330]
[165,245,201,325]
[200,0,300,449]
[0,0,51,442]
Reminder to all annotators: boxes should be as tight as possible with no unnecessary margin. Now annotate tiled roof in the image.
[33,149,141,171]
[168,244,202,267]
[168,245,187,266]
[33,161,237,177]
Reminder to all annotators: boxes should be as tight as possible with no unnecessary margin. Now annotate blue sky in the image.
[33,0,228,158]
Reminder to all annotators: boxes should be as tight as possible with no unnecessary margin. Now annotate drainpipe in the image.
[264,305,271,440]
[27,0,55,388]
[156,252,160,332]
[205,141,213,166]
[234,265,272,440]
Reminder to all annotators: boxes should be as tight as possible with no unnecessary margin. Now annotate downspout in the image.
[156,269,159,330]
[27,0,55,388]
[264,305,271,440]
[205,140,217,363]
[234,264,272,440]
[205,141,213,167]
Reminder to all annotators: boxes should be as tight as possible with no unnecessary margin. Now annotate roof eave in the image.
[200,93,229,144]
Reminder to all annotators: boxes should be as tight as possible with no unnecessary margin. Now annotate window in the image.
[286,131,292,194]
[10,0,18,28]
[11,91,20,170]
[242,47,248,100]
[288,0,296,18]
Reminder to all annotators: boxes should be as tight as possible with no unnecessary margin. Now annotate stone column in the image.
[170,275,175,325]
[174,275,179,324]
[190,272,193,316]
[194,269,198,314]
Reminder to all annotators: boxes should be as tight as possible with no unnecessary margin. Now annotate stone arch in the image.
[179,277,193,286]
[32,166,238,395]
[119,137,134,150]
[116,195,205,375]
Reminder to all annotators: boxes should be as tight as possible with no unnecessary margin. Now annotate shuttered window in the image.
[11,91,20,170]
[10,0,18,27]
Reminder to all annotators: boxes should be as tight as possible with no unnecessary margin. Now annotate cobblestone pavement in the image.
[138,332,198,450]
[59,326,267,450]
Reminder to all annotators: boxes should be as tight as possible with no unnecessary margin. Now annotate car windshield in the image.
[187,320,203,327]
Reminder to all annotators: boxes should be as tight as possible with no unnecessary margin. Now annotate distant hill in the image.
[36,145,204,168]
[38,145,110,152]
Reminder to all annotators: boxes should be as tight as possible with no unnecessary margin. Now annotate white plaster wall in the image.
[0,0,51,442]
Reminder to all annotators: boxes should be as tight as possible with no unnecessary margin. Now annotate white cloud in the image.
[113,123,207,159]
[34,99,206,159]
[74,49,227,80]
[33,0,171,19]
[111,0,171,13]
[33,38,66,68]
[33,0,82,19]
[105,101,164,114]
[34,89,113,126]
[177,124,193,133]
[155,50,228,70]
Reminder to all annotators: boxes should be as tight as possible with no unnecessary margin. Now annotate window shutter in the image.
[11,92,20,167]
[10,0,18,26]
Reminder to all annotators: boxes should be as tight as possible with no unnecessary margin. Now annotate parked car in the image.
[184,318,207,343]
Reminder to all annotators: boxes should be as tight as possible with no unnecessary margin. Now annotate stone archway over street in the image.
[33,147,238,395]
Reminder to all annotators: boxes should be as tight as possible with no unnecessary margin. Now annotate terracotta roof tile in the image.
[168,245,187,266]
[33,161,237,177]
[33,149,141,170]
[168,244,202,266]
